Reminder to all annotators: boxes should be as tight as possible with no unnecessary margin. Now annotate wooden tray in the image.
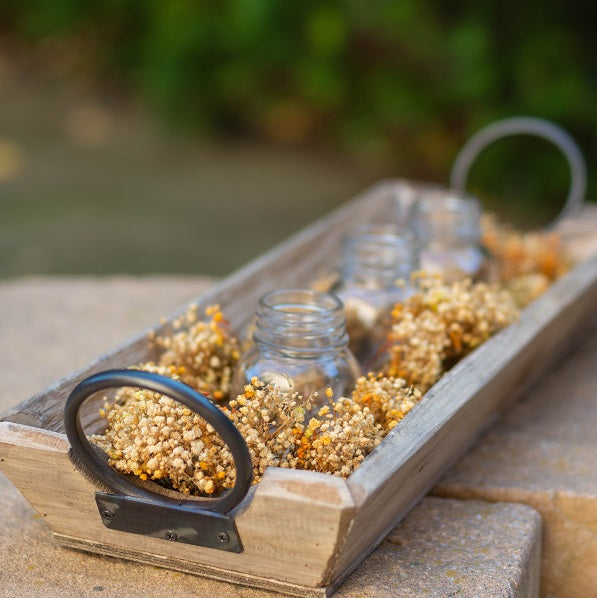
[1,181,596,597]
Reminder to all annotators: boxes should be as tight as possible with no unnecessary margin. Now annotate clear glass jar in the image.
[334,224,419,367]
[231,289,360,413]
[408,191,484,283]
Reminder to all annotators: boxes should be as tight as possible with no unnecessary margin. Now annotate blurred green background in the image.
[0,1,595,277]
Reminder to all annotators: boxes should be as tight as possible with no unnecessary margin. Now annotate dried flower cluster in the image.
[503,273,551,309]
[226,379,314,477]
[298,398,382,477]
[383,273,519,391]
[227,375,421,483]
[91,304,243,495]
[227,380,384,479]
[351,372,422,430]
[92,371,421,495]
[151,304,241,401]
[482,213,571,306]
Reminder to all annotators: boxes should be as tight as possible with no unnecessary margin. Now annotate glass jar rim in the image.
[254,288,349,355]
[259,288,344,317]
[409,190,482,245]
[410,190,481,217]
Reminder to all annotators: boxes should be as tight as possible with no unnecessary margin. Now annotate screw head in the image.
[218,532,230,543]
[165,530,178,541]
[102,510,113,521]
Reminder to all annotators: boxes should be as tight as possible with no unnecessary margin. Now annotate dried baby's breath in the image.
[351,372,422,430]
[91,376,236,496]
[152,304,240,401]
[383,273,519,391]
[91,254,532,498]
[92,373,418,495]
[227,380,387,480]
[482,213,571,284]
[504,273,551,308]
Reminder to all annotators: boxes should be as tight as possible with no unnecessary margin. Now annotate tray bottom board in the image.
[54,533,331,597]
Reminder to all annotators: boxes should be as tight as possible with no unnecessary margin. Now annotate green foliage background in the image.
[2,0,595,221]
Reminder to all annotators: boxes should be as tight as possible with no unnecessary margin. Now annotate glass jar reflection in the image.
[231,289,360,414]
[409,191,485,283]
[334,224,418,366]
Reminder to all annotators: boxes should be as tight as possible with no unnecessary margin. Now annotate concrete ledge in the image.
[337,497,541,598]
[434,323,597,598]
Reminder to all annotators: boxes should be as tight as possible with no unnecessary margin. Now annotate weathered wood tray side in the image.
[335,250,597,588]
[0,182,596,596]
[0,422,354,596]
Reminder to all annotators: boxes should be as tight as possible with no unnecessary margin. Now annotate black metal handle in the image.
[64,369,253,514]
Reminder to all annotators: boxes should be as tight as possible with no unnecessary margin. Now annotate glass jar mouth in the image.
[341,227,419,285]
[254,289,349,355]
[259,289,343,320]
[410,191,482,246]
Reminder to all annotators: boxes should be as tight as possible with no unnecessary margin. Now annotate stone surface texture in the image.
[0,276,213,409]
[336,497,541,598]
[434,321,597,598]
[0,277,545,597]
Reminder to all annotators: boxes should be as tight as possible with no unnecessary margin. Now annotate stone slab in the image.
[336,497,541,598]
[434,321,597,598]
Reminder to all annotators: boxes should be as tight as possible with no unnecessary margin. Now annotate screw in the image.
[102,510,113,521]
[218,532,230,544]
[165,531,178,541]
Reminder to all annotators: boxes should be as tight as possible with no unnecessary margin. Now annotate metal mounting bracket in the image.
[95,492,243,553]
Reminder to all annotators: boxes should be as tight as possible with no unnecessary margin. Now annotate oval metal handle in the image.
[450,116,587,227]
[64,369,253,513]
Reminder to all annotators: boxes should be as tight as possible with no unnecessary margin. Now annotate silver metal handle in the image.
[450,116,586,227]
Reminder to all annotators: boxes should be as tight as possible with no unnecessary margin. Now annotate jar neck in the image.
[341,229,418,288]
[410,191,481,249]
[253,289,349,357]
